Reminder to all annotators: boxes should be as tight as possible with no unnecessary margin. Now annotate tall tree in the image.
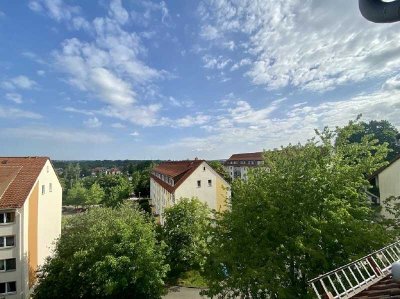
[347,119,400,161]
[97,175,131,208]
[65,181,87,207]
[208,161,231,182]
[203,120,393,298]
[33,205,168,299]
[163,198,211,280]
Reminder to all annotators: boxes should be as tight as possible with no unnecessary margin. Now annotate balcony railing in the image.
[308,240,400,298]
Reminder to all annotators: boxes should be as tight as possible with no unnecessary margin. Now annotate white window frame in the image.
[0,281,17,295]
[0,236,15,249]
[0,258,16,272]
[49,183,52,192]
[0,212,15,225]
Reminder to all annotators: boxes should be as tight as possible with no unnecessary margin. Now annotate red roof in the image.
[226,152,264,161]
[0,157,48,209]
[151,160,204,193]
[353,275,400,298]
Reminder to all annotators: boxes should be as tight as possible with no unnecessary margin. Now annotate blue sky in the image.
[0,0,400,160]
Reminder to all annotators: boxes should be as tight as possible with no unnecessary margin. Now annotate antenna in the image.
[359,0,400,23]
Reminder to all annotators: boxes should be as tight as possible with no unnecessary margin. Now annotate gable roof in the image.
[151,159,204,193]
[369,154,400,180]
[226,152,264,161]
[352,274,400,298]
[0,157,48,209]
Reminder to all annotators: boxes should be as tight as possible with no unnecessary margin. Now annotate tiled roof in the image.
[353,275,400,298]
[226,152,264,161]
[151,160,204,193]
[0,157,48,209]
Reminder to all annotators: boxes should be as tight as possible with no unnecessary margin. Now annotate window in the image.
[208,179,212,187]
[41,185,45,195]
[0,258,16,272]
[0,281,16,295]
[46,165,49,173]
[197,180,201,188]
[0,236,15,248]
[203,166,206,171]
[49,183,52,192]
[0,212,15,224]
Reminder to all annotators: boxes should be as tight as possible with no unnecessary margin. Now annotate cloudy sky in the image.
[0,0,399,160]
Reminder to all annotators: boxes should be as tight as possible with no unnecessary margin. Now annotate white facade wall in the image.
[378,158,400,217]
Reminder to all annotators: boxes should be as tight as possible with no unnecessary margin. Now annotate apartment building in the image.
[150,159,230,224]
[224,152,264,180]
[0,157,62,298]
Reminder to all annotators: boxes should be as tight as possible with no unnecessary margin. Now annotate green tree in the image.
[163,198,211,279]
[86,182,105,206]
[33,205,168,299]
[208,160,231,182]
[97,175,131,208]
[203,120,393,298]
[347,119,400,161]
[65,181,88,207]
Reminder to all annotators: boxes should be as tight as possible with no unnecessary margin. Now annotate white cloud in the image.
[109,0,129,25]
[63,106,94,116]
[202,55,231,70]
[37,70,46,76]
[2,76,37,90]
[111,122,126,128]
[5,93,23,104]
[199,0,400,92]
[130,131,140,136]
[168,96,193,108]
[28,0,80,22]
[174,114,211,128]
[1,127,112,143]
[83,117,102,128]
[0,105,42,119]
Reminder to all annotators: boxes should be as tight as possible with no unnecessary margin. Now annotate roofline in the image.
[368,154,400,180]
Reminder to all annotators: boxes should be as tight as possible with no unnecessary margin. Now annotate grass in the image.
[177,270,208,288]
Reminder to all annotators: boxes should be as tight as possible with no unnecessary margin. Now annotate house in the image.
[224,152,264,180]
[0,157,62,298]
[150,159,230,224]
[369,155,400,216]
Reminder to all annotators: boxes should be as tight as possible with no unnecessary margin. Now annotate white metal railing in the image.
[308,240,400,299]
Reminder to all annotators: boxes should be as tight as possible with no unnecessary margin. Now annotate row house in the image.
[224,152,264,180]
[0,157,62,298]
[150,159,230,224]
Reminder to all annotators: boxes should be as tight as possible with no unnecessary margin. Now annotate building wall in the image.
[36,160,62,267]
[150,178,173,224]
[378,158,400,217]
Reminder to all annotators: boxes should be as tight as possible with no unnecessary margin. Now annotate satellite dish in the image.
[359,0,400,23]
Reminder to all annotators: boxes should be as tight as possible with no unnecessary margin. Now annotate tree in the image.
[86,182,105,206]
[65,181,88,207]
[203,120,394,298]
[97,175,131,208]
[163,198,211,279]
[208,160,231,182]
[33,205,168,299]
[347,119,400,161]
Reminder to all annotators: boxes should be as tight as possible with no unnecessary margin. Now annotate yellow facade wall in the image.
[28,182,39,288]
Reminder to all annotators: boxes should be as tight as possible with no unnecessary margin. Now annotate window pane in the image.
[0,260,4,271]
[6,259,16,271]
[7,281,16,292]
[0,213,4,223]
[0,237,4,247]
[6,212,14,223]
[6,236,14,247]
[0,283,5,294]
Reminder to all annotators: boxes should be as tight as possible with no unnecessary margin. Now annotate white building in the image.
[224,152,264,180]
[150,159,230,224]
[0,157,62,298]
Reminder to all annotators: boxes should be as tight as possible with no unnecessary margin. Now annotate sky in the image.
[0,0,400,160]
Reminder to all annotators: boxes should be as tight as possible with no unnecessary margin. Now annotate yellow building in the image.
[0,157,62,298]
[370,155,400,217]
[150,159,230,224]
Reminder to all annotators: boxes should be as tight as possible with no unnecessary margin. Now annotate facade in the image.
[150,159,230,223]
[224,152,264,180]
[369,155,400,217]
[0,157,62,299]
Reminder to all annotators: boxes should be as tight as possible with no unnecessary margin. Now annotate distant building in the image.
[0,157,62,298]
[369,155,400,216]
[224,152,264,180]
[150,159,230,224]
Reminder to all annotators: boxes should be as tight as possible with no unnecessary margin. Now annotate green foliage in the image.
[163,198,211,280]
[97,175,131,208]
[203,120,393,299]
[33,205,168,299]
[208,160,231,182]
[65,181,87,207]
[346,119,400,161]
[86,182,105,205]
